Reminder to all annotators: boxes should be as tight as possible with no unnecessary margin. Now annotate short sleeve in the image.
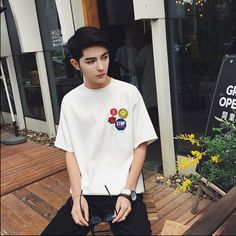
[133,89,158,149]
[54,101,74,152]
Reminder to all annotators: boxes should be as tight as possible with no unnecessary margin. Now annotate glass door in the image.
[97,0,162,171]
[0,57,16,114]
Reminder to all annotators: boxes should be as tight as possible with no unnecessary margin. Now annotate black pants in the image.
[41,194,151,235]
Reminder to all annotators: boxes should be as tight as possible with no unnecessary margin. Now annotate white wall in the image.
[8,0,42,52]
[71,0,85,30]
[55,0,75,43]
[133,0,165,20]
[1,0,12,57]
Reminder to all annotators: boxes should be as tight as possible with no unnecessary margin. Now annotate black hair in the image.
[67,26,109,61]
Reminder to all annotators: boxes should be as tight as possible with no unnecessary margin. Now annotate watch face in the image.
[131,191,137,201]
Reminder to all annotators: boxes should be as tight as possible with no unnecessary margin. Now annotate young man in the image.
[41,26,157,235]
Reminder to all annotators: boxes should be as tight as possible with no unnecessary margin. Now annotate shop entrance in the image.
[97,0,162,171]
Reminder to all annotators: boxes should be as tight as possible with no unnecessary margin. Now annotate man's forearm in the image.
[124,142,147,190]
[65,152,82,196]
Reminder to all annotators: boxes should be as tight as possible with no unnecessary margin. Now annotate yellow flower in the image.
[177,159,190,170]
[189,158,198,167]
[176,134,200,146]
[191,150,203,160]
[176,185,184,192]
[177,157,198,170]
[182,178,191,187]
[176,178,192,192]
[211,155,221,163]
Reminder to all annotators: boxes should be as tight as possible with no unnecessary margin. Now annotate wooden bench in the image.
[183,187,236,235]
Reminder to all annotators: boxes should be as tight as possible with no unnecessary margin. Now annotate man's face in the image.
[70,46,110,89]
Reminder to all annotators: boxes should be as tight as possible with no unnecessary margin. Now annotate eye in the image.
[86,60,95,64]
[101,55,109,60]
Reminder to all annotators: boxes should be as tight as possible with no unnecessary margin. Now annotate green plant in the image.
[176,117,236,192]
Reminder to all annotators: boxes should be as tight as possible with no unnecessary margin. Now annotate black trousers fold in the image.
[41,194,151,235]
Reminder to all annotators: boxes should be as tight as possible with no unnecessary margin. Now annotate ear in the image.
[70,58,80,70]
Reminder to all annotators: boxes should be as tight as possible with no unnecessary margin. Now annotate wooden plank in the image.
[1,143,57,160]
[156,192,193,218]
[160,220,190,235]
[13,188,58,221]
[144,193,158,221]
[1,168,66,196]
[212,210,236,236]
[1,202,38,235]
[50,170,70,187]
[156,190,183,210]
[1,193,49,234]
[176,198,213,225]
[152,195,195,234]
[1,151,64,174]
[39,174,70,197]
[145,174,158,183]
[25,182,67,209]
[0,141,36,154]
[143,168,157,179]
[1,153,66,196]
[183,187,236,235]
[2,156,65,179]
[219,210,236,235]
[145,182,166,194]
[153,186,176,202]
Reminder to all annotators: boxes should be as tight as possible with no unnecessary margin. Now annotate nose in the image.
[96,60,104,71]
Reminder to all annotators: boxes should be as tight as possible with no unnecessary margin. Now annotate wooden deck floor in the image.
[1,134,215,235]
[1,132,66,196]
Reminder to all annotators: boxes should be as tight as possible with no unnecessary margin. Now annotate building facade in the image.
[1,0,236,176]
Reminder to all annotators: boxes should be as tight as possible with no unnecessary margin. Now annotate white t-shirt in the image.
[55,78,158,195]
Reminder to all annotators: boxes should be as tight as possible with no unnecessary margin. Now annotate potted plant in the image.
[175,117,236,196]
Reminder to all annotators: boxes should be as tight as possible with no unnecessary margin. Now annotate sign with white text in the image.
[51,29,63,48]
[205,55,236,137]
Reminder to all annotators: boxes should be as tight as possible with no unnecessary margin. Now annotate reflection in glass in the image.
[18,53,45,120]
[36,0,83,124]
[0,58,16,113]
[166,0,236,154]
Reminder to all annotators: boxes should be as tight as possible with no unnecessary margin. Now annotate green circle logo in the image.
[118,108,128,118]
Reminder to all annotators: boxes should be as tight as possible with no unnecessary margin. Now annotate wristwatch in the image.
[119,189,137,202]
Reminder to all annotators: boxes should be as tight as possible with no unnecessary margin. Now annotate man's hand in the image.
[71,196,89,226]
[112,196,131,223]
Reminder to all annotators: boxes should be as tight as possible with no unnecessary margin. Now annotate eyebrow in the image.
[84,51,109,61]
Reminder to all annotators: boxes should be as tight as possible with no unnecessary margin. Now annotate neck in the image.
[84,76,111,89]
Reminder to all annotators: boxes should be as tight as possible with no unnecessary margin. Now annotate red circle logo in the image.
[110,108,118,116]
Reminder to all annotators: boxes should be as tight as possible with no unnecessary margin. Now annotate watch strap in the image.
[118,193,131,201]
[121,189,131,195]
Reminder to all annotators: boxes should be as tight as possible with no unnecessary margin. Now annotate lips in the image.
[97,73,105,77]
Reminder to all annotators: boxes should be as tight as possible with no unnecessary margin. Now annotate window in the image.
[166,0,236,154]
[18,53,46,120]
[0,58,16,114]
[36,0,83,124]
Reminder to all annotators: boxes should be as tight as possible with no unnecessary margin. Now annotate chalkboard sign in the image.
[205,55,236,137]
[198,55,236,191]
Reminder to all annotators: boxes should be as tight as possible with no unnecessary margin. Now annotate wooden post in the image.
[81,0,100,28]
[191,184,203,214]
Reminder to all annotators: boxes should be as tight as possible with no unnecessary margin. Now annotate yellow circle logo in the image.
[118,108,128,118]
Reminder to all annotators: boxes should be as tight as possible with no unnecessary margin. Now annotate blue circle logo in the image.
[115,119,126,130]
